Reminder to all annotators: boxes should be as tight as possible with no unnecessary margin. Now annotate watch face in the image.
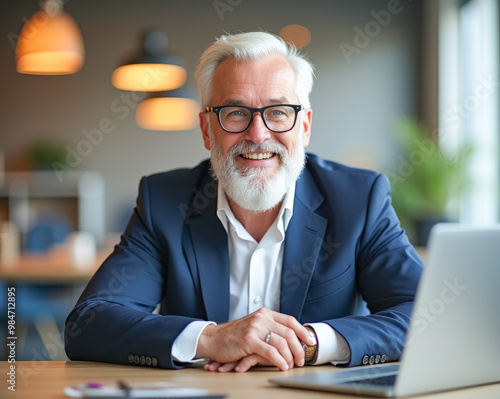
[302,327,318,364]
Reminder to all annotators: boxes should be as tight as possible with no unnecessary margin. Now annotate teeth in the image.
[242,152,274,160]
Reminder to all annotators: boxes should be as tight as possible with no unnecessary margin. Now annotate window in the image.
[439,0,499,223]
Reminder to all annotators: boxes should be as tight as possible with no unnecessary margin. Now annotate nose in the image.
[243,112,272,144]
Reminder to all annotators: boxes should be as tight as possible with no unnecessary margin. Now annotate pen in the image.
[117,380,130,398]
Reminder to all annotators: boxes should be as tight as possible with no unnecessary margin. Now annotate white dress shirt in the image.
[171,183,350,365]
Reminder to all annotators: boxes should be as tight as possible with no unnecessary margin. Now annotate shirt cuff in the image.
[306,322,350,365]
[171,321,216,363]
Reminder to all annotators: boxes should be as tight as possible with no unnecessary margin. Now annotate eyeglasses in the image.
[205,104,303,133]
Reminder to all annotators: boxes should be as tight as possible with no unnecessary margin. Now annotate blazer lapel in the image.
[280,168,328,320]
[184,176,230,323]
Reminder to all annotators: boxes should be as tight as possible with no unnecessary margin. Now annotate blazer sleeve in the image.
[65,177,201,369]
[325,174,423,367]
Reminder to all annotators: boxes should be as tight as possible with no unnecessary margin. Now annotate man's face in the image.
[200,55,312,211]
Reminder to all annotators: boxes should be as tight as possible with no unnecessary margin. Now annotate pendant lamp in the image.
[136,88,199,131]
[112,31,187,92]
[16,0,85,75]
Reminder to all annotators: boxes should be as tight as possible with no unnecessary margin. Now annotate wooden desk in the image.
[2,361,499,399]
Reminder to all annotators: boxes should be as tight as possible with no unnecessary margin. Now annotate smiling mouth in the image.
[240,152,275,160]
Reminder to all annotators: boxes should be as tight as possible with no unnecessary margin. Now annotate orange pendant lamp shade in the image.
[112,63,187,92]
[136,90,199,131]
[16,0,84,75]
[112,31,187,92]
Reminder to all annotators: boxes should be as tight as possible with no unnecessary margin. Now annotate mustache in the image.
[227,141,289,160]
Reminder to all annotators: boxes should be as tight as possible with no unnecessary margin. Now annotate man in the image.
[65,32,423,373]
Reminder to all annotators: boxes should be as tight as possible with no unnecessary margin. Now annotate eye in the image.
[266,106,291,119]
[222,107,250,120]
[228,110,245,117]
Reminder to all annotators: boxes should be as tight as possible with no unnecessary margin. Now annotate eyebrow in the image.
[268,97,291,104]
[221,97,292,107]
[221,99,244,106]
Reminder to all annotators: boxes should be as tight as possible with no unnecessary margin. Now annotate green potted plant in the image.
[388,117,473,246]
[27,138,67,171]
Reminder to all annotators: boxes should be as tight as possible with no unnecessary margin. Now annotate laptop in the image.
[270,223,500,397]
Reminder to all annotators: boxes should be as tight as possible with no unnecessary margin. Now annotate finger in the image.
[204,360,223,372]
[272,312,315,345]
[216,361,239,373]
[268,325,305,367]
[253,340,289,371]
[204,359,215,369]
[234,354,270,373]
[266,331,295,369]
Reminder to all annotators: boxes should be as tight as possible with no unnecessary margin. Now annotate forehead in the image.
[210,55,298,105]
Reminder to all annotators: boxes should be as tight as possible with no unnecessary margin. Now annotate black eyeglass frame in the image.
[205,104,304,133]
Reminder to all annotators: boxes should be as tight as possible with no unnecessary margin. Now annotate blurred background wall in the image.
[0,0,424,234]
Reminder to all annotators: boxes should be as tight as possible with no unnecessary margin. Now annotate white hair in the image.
[195,32,314,109]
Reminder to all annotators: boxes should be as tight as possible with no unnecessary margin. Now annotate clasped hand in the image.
[196,308,314,372]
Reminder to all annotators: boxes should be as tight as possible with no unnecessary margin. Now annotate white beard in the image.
[209,128,306,212]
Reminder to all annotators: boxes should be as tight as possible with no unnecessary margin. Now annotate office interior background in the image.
[0,0,498,360]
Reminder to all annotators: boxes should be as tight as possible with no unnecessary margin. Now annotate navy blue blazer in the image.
[65,154,423,369]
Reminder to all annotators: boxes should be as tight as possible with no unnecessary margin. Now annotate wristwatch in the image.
[302,326,318,365]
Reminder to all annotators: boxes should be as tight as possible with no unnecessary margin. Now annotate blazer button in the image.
[362,355,369,365]
[133,355,140,364]
[140,356,146,365]
[146,357,152,366]
[369,355,375,365]
[381,354,387,363]
[128,354,134,364]
[152,357,158,367]
[375,355,380,364]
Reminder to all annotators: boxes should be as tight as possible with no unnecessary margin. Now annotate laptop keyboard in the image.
[345,374,397,386]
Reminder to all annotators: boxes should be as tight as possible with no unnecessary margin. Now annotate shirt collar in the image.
[216,181,296,240]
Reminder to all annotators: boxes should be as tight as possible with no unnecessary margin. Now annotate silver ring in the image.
[265,332,272,343]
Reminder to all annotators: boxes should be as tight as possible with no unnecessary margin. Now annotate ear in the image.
[301,108,312,148]
[199,112,211,150]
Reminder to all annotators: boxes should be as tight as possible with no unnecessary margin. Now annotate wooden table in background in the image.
[0,250,110,362]
[0,246,427,284]
[2,361,499,399]
[0,248,110,284]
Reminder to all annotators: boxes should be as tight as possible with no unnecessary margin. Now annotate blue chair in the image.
[25,213,71,252]
[14,213,76,360]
